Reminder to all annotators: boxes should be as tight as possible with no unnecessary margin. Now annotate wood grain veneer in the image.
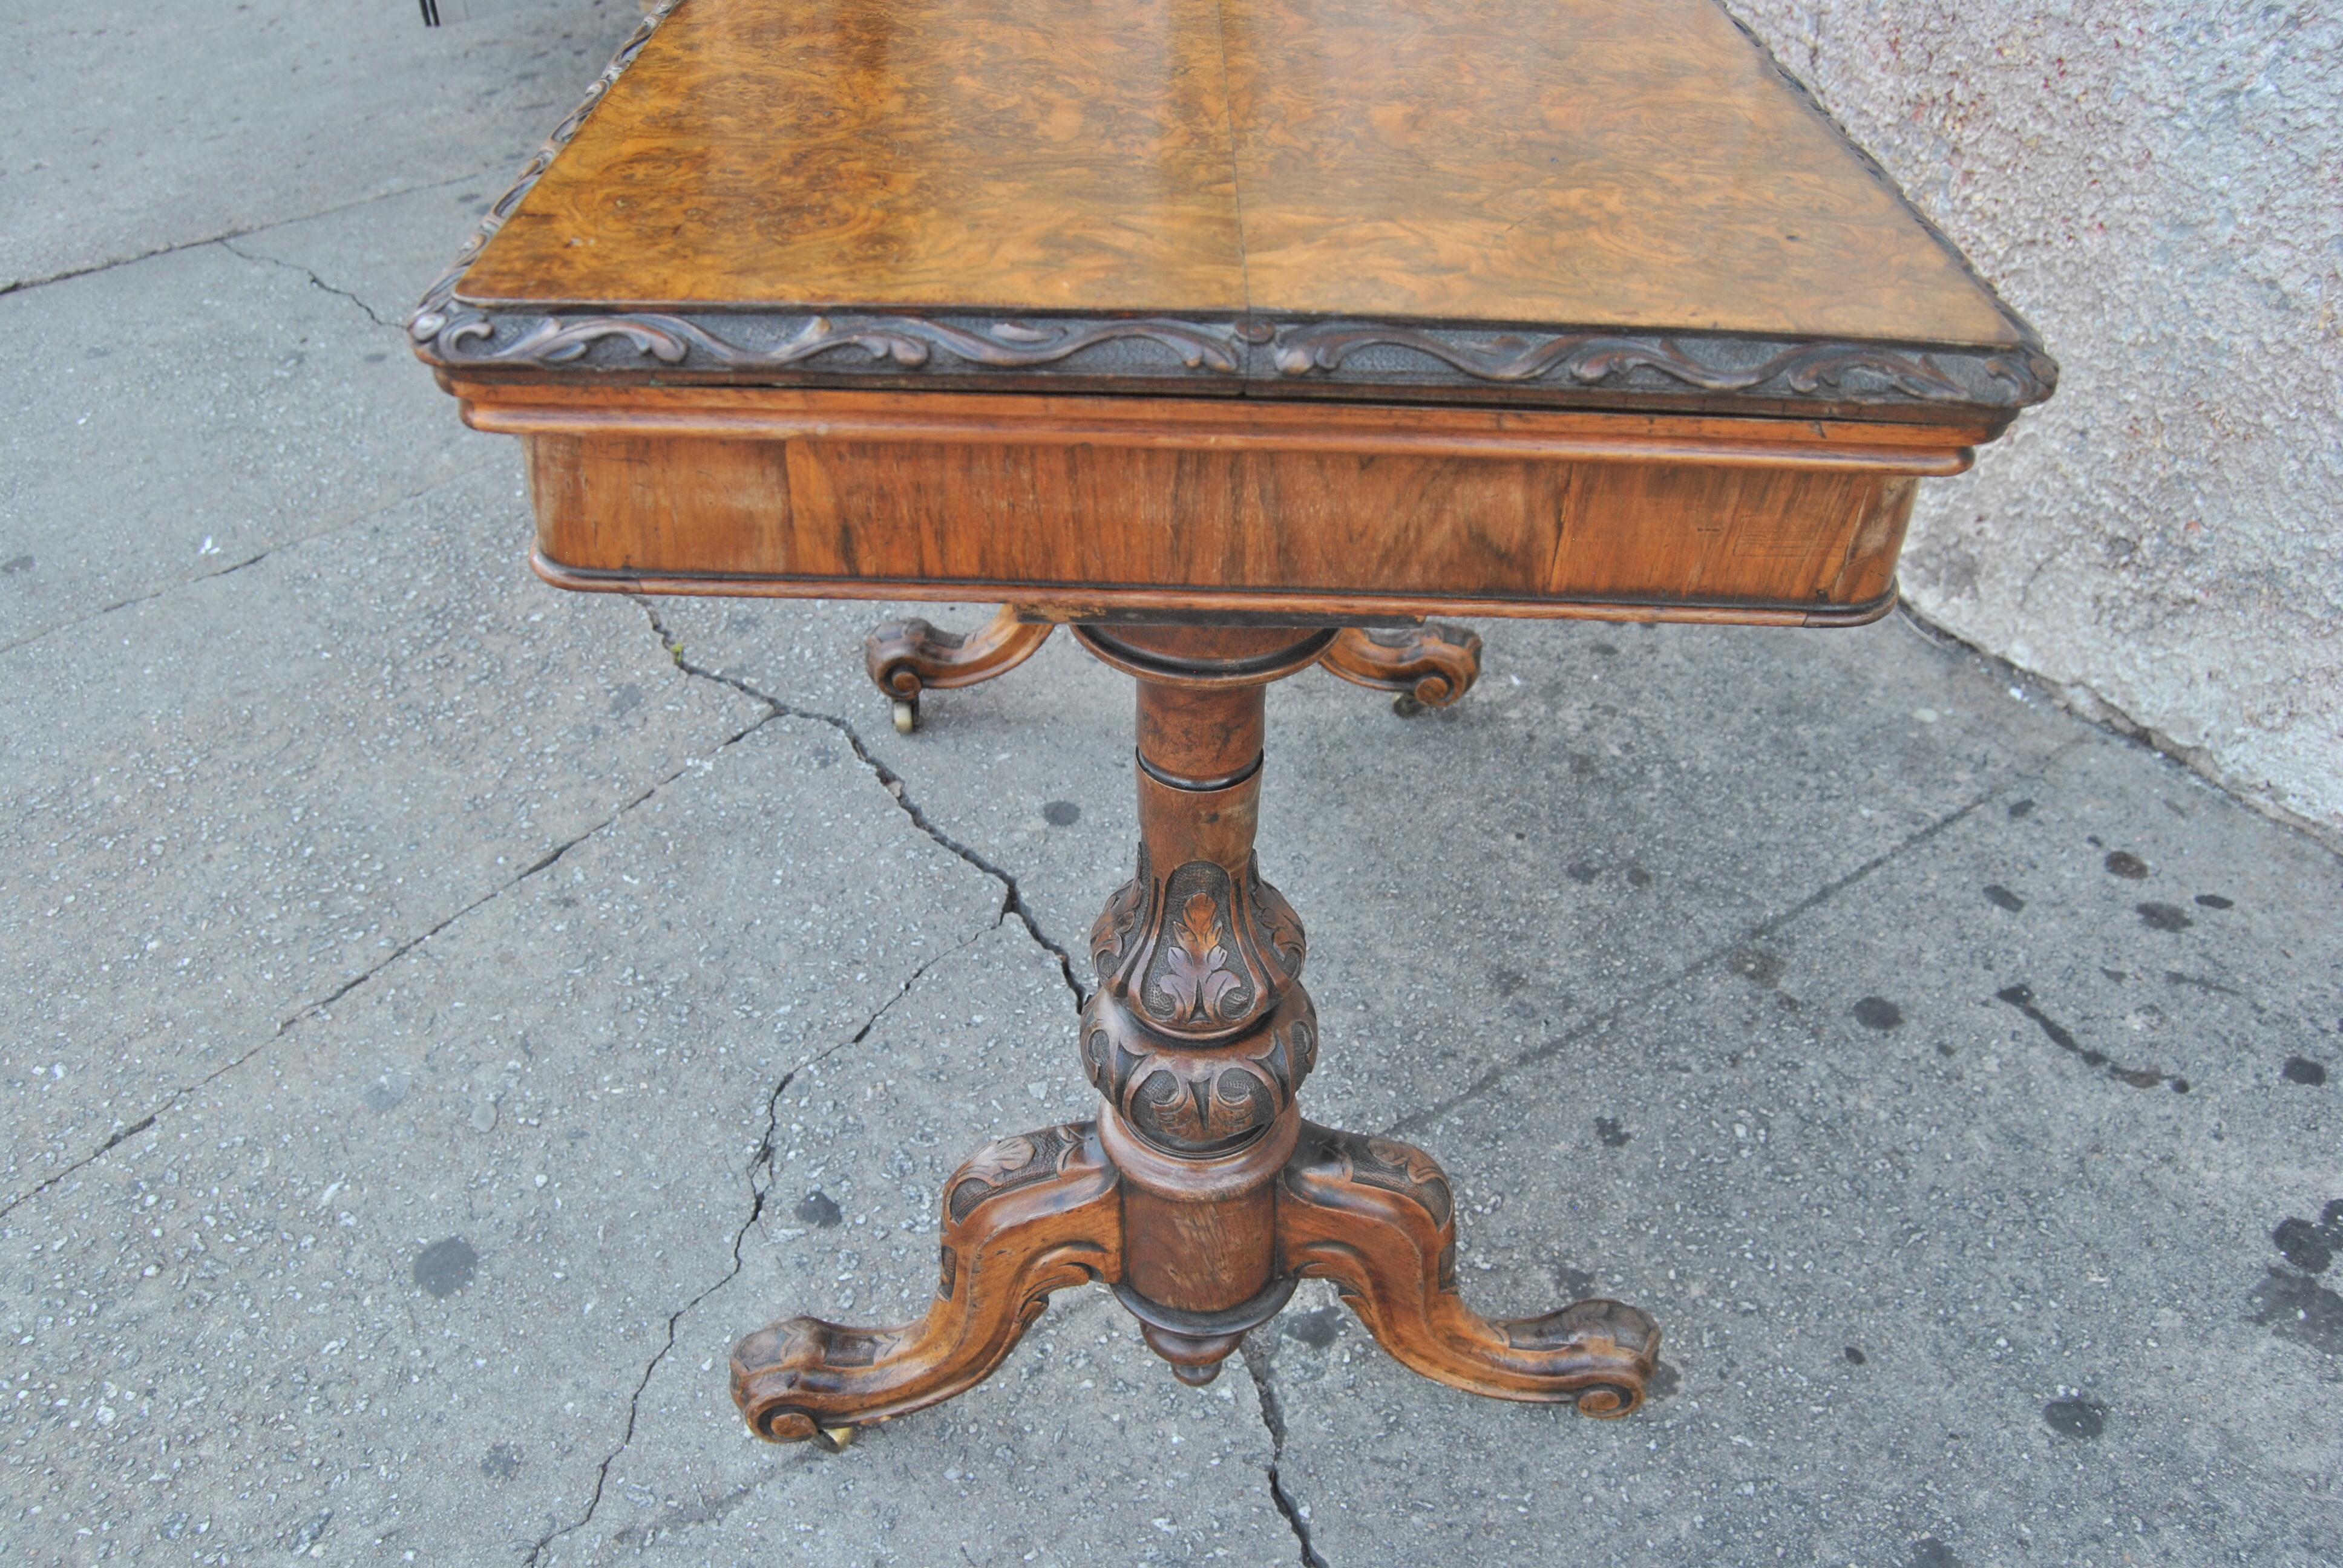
[453,0,2024,348]
[450,384,1948,621]
[1224,0,2020,344]
[459,0,1247,314]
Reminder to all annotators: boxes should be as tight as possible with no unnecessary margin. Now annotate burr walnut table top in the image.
[415,0,2052,425]
[413,0,2056,624]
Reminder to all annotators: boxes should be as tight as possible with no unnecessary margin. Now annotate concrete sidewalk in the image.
[3,4,2337,1564]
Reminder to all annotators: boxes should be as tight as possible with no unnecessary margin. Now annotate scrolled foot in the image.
[865,608,1054,722]
[1276,1123,1659,1416]
[731,1122,1119,1441]
[1318,624,1484,709]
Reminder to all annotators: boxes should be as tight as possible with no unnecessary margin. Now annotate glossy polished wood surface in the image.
[460,0,1245,313]
[453,384,1958,621]
[1224,0,2017,342]
[458,0,2022,349]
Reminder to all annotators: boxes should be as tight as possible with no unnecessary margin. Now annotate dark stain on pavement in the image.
[2194,893,2234,909]
[1042,800,1081,826]
[479,1442,523,1481]
[794,1190,844,1228]
[1852,996,1903,1031]
[1552,1263,1598,1299]
[1,555,34,575]
[2103,851,2149,879]
[2249,1272,2343,1356]
[2272,1206,2341,1273]
[2136,901,2192,932]
[2281,1056,2327,1086]
[1283,1307,1342,1348]
[2042,1396,2106,1439]
[1907,1538,1962,1568]
[1645,1359,1682,1400]
[1843,1345,1867,1365]
[1995,985,2187,1091]
[1594,1116,1631,1147]
[413,1236,478,1298]
[2246,1203,2343,1356]
[2007,799,2034,819]
[1982,884,2025,911]
[1730,947,1783,987]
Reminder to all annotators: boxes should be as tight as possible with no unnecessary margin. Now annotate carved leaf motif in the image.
[1250,871,1306,976]
[418,308,1245,375]
[1089,875,1148,976]
[963,1135,1038,1189]
[1264,322,2051,408]
[1158,892,1242,1022]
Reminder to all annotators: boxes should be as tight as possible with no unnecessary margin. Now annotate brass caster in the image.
[1392,691,1425,718]
[891,697,919,735]
[813,1423,859,1453]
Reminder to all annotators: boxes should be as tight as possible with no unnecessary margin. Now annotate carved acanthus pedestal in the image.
[1083,847,1316,1160]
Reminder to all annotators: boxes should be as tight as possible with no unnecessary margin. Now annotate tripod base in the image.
[732,1120,1657,1440]
[735,622,1656,1445]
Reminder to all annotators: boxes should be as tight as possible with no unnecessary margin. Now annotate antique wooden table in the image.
[414,0,2053,1445]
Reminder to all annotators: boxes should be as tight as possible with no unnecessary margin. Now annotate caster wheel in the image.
[1392,691,1425,718]
[891,697,919,734]
[814,1424,859,1452]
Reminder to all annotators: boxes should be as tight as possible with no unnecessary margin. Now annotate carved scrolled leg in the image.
[865,607,1054,731]
[730,1122,1119,1443]
[1317,622,1484,711]
[1277,1122,1659,1417]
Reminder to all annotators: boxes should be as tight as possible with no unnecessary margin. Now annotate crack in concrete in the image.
[522,927,986,1565]
[637,599,1087,1010]
[0,454,502,659]
[518,1140,765,1568]
[1241,1339,1332,1568]
[0,702,784,1221]
[219,238,397,328]
[744,924,994,1189]
[0,166,499,299]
